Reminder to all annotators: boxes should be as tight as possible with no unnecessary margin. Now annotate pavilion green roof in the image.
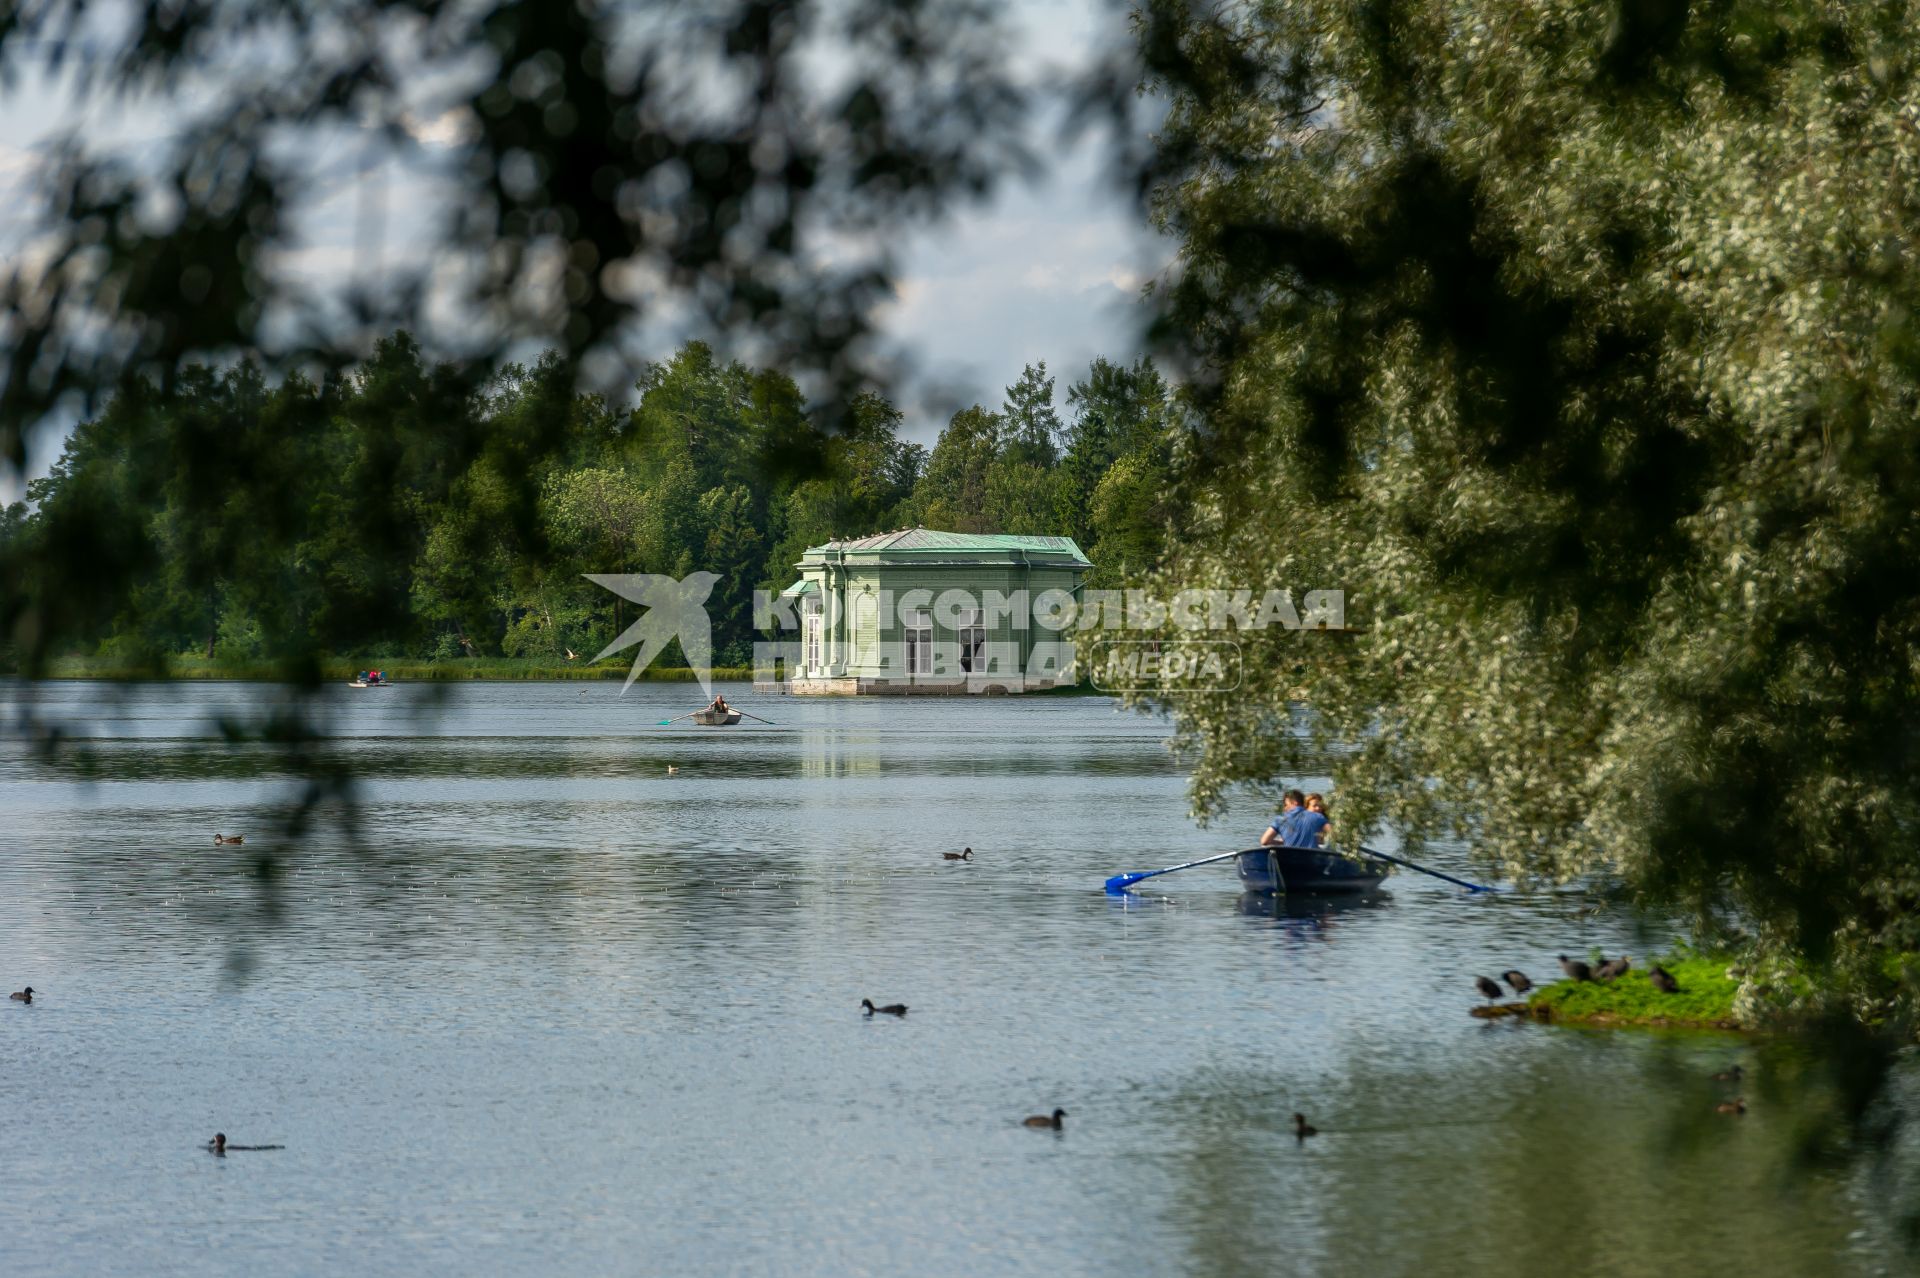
[801,528,1090,565]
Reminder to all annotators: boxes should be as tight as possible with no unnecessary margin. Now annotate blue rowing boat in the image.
[1234,846,1391,894]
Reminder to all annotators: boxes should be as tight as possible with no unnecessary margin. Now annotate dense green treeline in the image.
[1,334,1174,669]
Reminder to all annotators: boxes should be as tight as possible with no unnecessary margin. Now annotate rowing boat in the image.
[1234,846,1390,894]
[689,709,742,725]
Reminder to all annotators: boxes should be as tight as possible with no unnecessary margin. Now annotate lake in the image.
[0,680,1905,1276]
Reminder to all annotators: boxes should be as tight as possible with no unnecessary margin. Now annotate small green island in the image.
[1529,955,1744,1030]
[1475,953,1746,1031]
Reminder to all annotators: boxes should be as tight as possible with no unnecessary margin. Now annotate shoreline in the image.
[7,660,1109,693]
[11,661,760,683]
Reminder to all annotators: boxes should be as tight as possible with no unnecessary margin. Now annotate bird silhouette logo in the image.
[583,572,720,697]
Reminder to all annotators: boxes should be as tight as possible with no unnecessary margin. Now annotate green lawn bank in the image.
[1522,954,1745,1031]
[27,656,758,682]
[1494,948,1920,1033]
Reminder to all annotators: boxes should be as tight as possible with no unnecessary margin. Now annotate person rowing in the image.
[1260,791,1303,848]
[205,1133,285,1154]
[1260,789,1329,850]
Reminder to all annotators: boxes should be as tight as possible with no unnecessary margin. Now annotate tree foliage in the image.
[0,0,1049,691]
[4,338,1177,672]
[1140,0,1920,969]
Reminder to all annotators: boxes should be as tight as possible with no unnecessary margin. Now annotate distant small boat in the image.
[1235,846,1390,894]
[689,709,741,725]
[348,670,396,688]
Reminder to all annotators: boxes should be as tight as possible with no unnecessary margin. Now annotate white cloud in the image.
[0,140,42,180]
[398,106,480,150]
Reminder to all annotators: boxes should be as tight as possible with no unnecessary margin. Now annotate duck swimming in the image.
[1501,970,1533,995]
[1023,1108,1066,1129]
[861,999,908,1017]
[1712,1065,1744,1082]
[214,834,244,846]
[9,986,32,1003]
[1715,1098,1746,1116]
[1293,1113,1318,1139]
[943,848,974,861]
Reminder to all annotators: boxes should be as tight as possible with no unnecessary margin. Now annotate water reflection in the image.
[1233,888,1392,922]
[1160,1037,1898,1277]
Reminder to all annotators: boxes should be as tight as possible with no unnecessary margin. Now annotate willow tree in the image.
[1140,0,1920,970]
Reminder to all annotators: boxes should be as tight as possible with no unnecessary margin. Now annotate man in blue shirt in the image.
[1260,790,1306,848]
[1283,796,1329,849]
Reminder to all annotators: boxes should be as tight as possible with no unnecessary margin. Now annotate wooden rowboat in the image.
[689,709,742,725]
[1234,846,1390,894]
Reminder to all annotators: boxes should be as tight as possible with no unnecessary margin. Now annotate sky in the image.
[0,0,1164,502]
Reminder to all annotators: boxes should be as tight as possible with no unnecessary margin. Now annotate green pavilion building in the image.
[763,528,1093,694]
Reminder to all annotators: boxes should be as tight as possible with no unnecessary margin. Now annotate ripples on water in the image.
[0,680,1906,1276]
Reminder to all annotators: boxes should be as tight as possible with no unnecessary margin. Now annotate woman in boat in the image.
[707,692,729,715]
[1305,793,1331,846]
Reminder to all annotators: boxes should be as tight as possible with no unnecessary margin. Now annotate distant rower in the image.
[206,1133,284,1153]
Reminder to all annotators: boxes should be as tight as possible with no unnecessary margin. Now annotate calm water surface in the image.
[0,681,1906,1276]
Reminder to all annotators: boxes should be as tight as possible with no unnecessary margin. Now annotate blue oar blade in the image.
[1104,873,1145,894]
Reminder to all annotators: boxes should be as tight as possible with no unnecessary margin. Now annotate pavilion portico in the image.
[757,528,1093,694]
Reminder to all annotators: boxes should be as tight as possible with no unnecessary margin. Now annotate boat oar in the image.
[1104,850,1247,895]
[656,711,698,726]
[1357,845,1495,893]
[734,709,777,725]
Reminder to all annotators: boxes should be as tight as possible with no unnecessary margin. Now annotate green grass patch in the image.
[1528,952,1743,1030]
[25,655,758,683]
